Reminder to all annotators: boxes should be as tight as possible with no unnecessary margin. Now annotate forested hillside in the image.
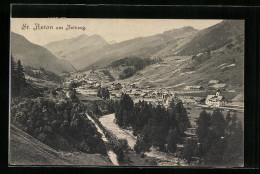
[108,57,162,80]
[10,58,108,162]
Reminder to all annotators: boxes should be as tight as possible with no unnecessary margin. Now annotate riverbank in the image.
[99,113,188,166]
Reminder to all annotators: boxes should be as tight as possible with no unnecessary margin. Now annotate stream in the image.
[99,113,187,166]
[86,114,119,166]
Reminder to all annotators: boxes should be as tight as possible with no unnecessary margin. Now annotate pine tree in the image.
[97,87,101,98]
[167,128,178,153]
[17,60,26,88]
[181,138,198,164]
[226,111,231,124]
[210,109,226,138]
[174,101,191,134]
[223,121,244,166]
[196,110,211,142]
[11,56,18,96]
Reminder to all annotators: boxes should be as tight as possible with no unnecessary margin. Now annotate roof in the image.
[212,84,226,88]
[206,94,225,102]
[209,80,219,83]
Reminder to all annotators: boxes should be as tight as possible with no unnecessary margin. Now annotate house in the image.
[206,92,227,108]
[209,80,219,84]
[130,83,136,88]
[211,83,226,90]
[112,83,122,90]
[184,85,203,90]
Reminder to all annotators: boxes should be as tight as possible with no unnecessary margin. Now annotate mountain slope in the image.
[11,32,75,74]
[115,20,244,93]
[178,20,244,55]
[44,34,108,59]
[9,125,112,165]
[79,26,198,70]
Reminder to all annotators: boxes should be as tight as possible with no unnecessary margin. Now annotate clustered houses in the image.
[109,84,175,107]
[66,70,185,108]
[66,71,231,109]
[205,92,228,108]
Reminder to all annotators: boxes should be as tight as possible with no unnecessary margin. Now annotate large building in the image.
[206,92,227,108]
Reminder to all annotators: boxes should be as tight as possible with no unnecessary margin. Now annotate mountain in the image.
[178,20,244,55]
[44,34,108,59]
[108,40,117,45]
[78,26,198,70]
[11,32,75,74]
[116,20,244,93]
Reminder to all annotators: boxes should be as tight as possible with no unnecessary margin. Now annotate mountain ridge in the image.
[11,32,76,74]
[44,34,108,59]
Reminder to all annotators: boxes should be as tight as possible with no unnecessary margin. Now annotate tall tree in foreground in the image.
[181,138,198,164]
[11,56,18,96]
[223,120,244,166]
[11,58,27,96]
[166,128,179,153]
[196,110,211,142]
[174,101,191,135]
[17,60,26,88]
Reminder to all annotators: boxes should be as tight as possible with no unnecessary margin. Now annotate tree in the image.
[226,111,232,125]
[167,128,179,153]
[93,102,101,115]
[223,121,244,166]
[11,56,18,96]
[196,110,211,142]
[115,139,129,161]
[174,101,191,134]
[168,98,175,110]
[11,59,26,96]
[104,88,110,100]
[17,60,26,87]
[210,109,226,138]
[134,124,151,154]
[108,99,115,113]
[181,138,198,164]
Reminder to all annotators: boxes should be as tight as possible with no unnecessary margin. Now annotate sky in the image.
[11,18,223,45]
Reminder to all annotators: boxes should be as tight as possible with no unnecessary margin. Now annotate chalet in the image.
[184,85,203,90]
[211,83,226,90]
[209,80,219,84]
[130,83,136,88]
[112,83,122,90]
[206,92,227,108]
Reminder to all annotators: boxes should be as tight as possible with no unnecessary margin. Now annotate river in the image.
[99,114,137,149]
[99,113,187,166]
[86,114,119,166]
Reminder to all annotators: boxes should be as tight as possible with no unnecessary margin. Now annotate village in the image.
[64,69,244,113]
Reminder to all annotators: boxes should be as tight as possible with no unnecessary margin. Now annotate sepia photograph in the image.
[9,18,244,167]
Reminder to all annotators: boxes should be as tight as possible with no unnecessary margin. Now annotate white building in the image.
[206,92,227,108]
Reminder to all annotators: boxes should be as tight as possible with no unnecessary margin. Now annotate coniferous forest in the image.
[115,94,190,153]
[114,94,243,166]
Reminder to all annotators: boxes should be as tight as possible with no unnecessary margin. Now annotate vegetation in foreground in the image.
[115,94,190,154]
[10,57,107,156]
[113,94,243,167]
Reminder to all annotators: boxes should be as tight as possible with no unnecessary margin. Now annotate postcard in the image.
[9,18,244,167]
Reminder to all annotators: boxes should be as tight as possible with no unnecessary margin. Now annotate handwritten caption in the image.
[21,23,86,31]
